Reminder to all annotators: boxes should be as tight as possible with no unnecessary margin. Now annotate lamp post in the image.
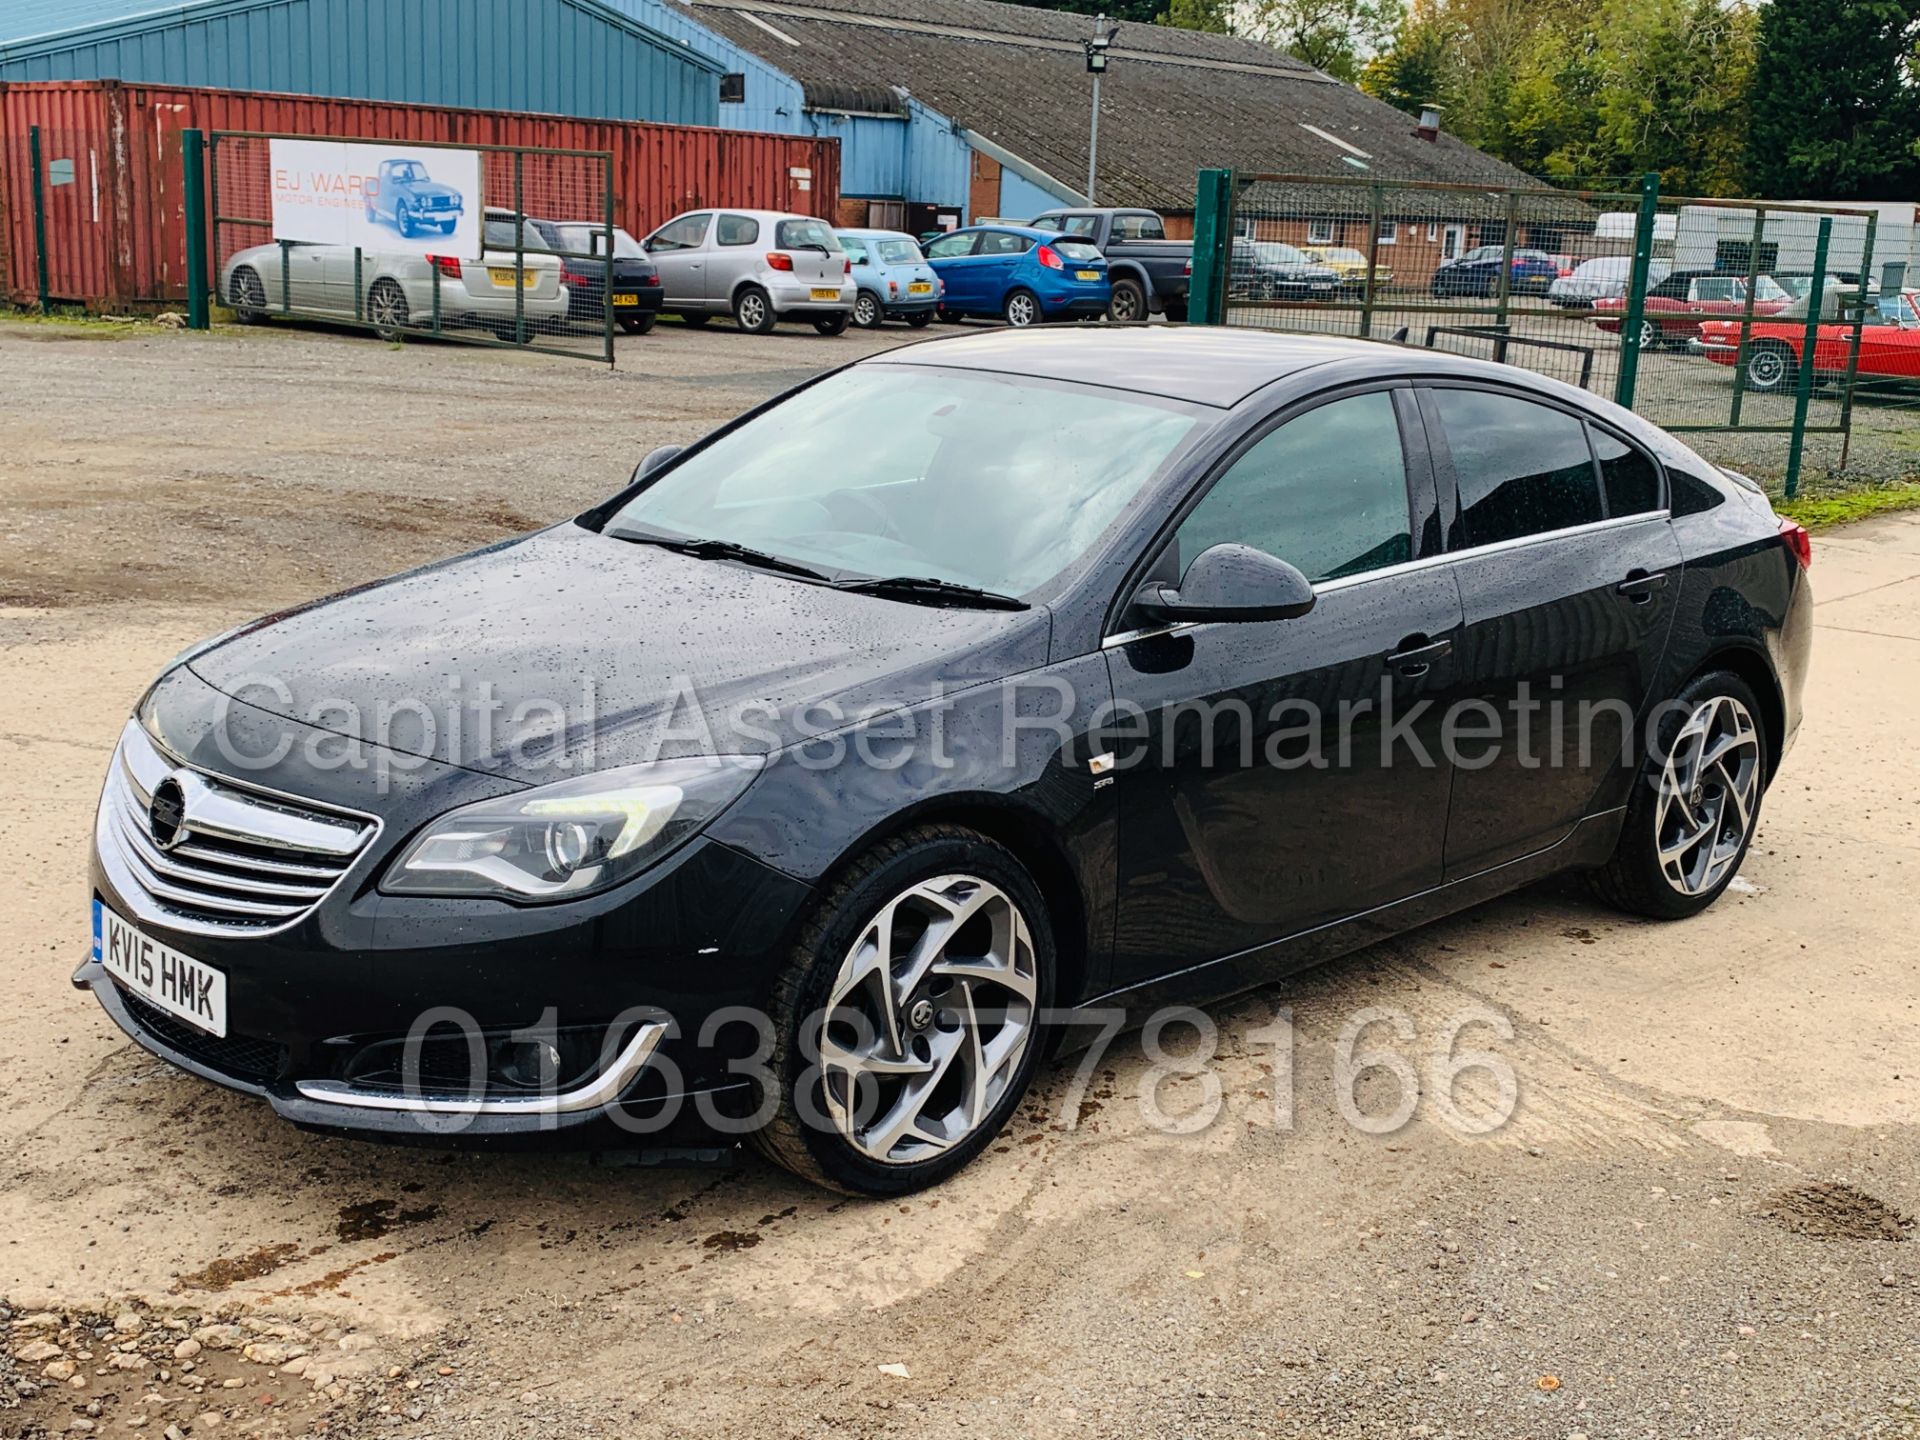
[1084,18,1115,204]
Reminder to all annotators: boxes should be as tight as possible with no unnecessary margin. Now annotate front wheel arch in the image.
[786,797,1093,1018]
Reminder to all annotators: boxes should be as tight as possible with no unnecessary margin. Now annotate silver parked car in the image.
[642,209,855,334]
[220,209,568,339]
[1548,255,1672,309]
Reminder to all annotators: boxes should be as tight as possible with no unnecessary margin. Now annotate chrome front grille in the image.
[97,720,377,936]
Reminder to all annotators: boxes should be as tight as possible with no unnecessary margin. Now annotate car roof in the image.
[868,327,1398,407]
[836,228,915,241]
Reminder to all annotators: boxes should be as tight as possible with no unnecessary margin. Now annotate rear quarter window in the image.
[1588,427,1663,516]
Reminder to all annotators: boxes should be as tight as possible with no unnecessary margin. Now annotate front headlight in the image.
[381,755,763,902]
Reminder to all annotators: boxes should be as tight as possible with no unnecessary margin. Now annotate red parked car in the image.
[1594,269,1793,349]
[1694,289,1920,393]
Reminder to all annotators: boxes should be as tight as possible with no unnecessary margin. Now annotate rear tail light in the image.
[428,254,461,280]
[1184,259,1192,276]
[1778,516,1812,570]
[766,252,794,271]
[888,280,899,295]
[844,258,853,274]
[1036,245,1065,271]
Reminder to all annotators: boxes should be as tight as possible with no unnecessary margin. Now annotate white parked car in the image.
[220,209,568,339]
[1548,256,1672,309]
[642,209,855,334]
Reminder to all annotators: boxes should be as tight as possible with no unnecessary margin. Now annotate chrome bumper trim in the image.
[291,1022,667,1116]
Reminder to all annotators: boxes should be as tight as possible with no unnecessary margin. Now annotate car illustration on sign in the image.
[365,158,465,238]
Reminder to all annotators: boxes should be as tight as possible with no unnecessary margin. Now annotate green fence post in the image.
[181,128,210,330]
[28,125,51,315]
[1612,171,1661,409]
[1189,167,1235,326]
[1359,181,1383,339]
[1835,210,1876,469]
[1728,205,1769,426]
[1783,218,1832,501]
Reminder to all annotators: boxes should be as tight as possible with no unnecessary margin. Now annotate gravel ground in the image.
[3,315,1919,1440]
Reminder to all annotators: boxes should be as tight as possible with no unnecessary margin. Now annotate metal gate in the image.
[1190,170,1884,494]
[201,131,617,364]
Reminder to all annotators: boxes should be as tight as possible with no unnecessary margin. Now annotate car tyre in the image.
[1589,670,1769,921]
[229,267,267,324]
[675,311,711,328]
[733,286,777,334]
[904,311,934,328]
[750,824,1055,1196]
[852,291,884,328]
[366,279,410,340]
[813,310,852,336]
[1743,340,1793,394]
[1003,288,1042,328]
[617,313,658,336]
[1107,277,1146,323]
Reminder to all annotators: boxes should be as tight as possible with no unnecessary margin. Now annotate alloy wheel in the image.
[1109,284,1141,322]
[368,282,408,334]
[1006,293,1038,327]
[1747,346,1787,392]
[232,270,265,314]
[1638,318,1659,351]
[1653,695,1761,896]
[815,874,1038,1165]
[854,293,880,327]
[738,293,768,330]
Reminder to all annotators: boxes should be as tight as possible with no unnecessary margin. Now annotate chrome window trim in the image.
[291,1022,667,1116]
[1102,510,1671,650]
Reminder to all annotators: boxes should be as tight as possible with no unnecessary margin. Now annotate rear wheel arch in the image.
[1684,645,1786,783]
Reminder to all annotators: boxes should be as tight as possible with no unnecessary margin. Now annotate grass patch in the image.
[1775,480,1920,530]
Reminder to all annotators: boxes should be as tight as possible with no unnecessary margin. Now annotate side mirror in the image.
[632,444,683,484]
[1131,543,1316,625]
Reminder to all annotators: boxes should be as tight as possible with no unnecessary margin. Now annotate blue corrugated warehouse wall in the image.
[0,0,722,125]
[999,167,1072,221]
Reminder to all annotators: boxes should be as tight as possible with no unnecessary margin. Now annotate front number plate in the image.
[810,287,840,301]
[93,900,228,1037]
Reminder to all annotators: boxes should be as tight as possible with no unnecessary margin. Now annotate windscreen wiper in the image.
[613,532,834,583]
[831,575,1028,610]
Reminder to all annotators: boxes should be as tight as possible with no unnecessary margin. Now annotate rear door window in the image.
[715,214,761,247]
[1432,389,1602,547]
[1589,427,1663,516]
[979,231,1035,256]
[1111,212,1166,241]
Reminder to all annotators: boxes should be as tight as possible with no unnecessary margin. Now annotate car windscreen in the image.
[602,367,1201,598]
[484,216,528,249]
[775,219,841,252]
[1053,240,1103,262]
[1253,243,1308,264]
[875,238,924,264]
[1320,248,1366,263]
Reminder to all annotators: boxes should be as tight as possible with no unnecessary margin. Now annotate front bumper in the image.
[82,674,815,1144]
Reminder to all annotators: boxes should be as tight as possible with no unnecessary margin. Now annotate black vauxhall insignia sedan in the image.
[78,328,1812,1194]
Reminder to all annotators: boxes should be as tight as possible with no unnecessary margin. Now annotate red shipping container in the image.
[0,79,840,311]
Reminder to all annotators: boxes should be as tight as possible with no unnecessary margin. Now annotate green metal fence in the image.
[195,131,618,365]
[1191,168,1888,496]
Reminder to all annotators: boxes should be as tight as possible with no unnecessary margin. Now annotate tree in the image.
[1242,0,1407,83]
[1746,0,1920,199]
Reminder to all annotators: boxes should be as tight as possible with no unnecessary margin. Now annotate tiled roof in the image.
[672,0,1563,214]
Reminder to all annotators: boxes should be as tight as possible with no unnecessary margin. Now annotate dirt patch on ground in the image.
[1759,1181,1915,1242]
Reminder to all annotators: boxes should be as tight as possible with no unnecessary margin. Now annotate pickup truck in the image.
[1028,207,1192,322]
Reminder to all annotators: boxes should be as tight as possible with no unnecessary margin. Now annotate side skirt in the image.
[1052,809,1625,1052]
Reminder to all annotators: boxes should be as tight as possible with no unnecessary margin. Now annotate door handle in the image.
[1615,570,1669,604]
[1386,634,1452,678]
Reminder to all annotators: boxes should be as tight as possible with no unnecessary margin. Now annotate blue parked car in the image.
[922,224,1111,327]
[836,228,943,328]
